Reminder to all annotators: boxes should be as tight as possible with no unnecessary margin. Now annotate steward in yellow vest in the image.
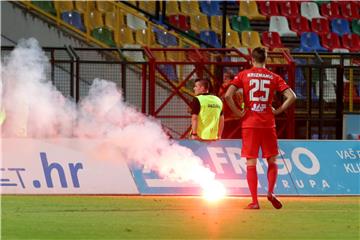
[191,79,224,140]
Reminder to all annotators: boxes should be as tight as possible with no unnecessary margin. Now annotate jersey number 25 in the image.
[249,79,270,102]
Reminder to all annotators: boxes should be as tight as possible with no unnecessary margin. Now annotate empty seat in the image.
[74,1,96,13]
[135,28,156,46]
[239,1,266,20]
[279,1,299,18]
[138,1,157,15]
[165,1,180,15]
[301,2,323,21]
[311,18,330,36]
[114,27,135,47]
[289,16,310,36]
[96,1,115,13]
[261,32,284,50]
[210,16,231,34]
[352,19,360,36]
[166,49,185,62]
[189,14,210,33]
[105,11,125,32]
[154,29,178,47]
[54,1,73,12]
[85,11,104,31]
[269,16,297,37]
[320,2,342,20]
[168,14,190,31]
[180,0,201,15]
[299,32,327,52]
[91,27,115,47]
[231,16,252,33]
[321,32,342,51]
[61,11,85,32]
[241,31,264,49]
[126,13,147,30]
[258,1,280,17]
[226,30,241,48]
[121,44,145,62]
[32,1,56,15]
[199,30,221,48]
[340,1,360,20]
[342,34,360,52]
[200,1,221,16]
[331,18,351,37]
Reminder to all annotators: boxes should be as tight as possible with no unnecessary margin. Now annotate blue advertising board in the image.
[130,140,360,196]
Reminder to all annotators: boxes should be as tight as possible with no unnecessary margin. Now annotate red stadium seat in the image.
[320,2,342,20]
[168,14,190,31]
[261,32,284,50]
[257,1,279,18]
[321,32,342,51]
[342,34,360,52]
[311,18,330,36]
[289,16,310,36]
[340,1,360,20]
[279,1,299,19]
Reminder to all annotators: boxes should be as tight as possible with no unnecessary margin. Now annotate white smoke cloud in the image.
[1,38,222,189]
[1,38,76,137]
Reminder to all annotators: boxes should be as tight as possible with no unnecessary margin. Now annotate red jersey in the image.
[231,67,289,128]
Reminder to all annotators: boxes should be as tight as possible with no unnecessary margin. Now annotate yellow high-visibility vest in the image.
[195,95,223,140]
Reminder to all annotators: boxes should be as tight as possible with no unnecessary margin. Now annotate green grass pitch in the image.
[1,196,359,239]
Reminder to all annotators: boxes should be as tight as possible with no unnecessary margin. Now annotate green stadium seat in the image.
[231,16,252,33]
[352,19,360,36]
[91,27,116,47]
[31,1,56,16]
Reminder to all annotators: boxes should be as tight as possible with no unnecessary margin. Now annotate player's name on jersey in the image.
[247,73,273,79]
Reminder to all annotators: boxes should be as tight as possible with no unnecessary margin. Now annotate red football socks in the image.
[267,162,278,194]
[246,165,258,204]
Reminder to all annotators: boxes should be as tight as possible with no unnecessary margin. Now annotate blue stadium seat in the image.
[153,28,178,46]
[299,32,327,52]
[61,11,85,32]
[158,64,178,81]
[199,30,221,48]
[331,18,351,36]
[199,1,222,16]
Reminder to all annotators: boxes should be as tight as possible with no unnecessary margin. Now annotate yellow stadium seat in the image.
[189,13,210,33]
[139,1,158,15]
[226,30,241,48]
[74,1,96,13]
[166,49,185,62]
[114,27,135,47]
[135,28,156,46]
[105,11,125,31]
[85,10,104,31]
[180,1,201,15]
[210,16,231,34]
[239,1,266,21]
[54,1,74,12]
[96,1,115,13]
[241,31,264,49]
[151,47,166,61]
[165,1,180,15]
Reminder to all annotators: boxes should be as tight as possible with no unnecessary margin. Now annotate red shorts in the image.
[241,128,279,159]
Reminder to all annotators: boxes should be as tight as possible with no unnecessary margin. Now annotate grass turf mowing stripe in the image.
[1,196,359,239]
